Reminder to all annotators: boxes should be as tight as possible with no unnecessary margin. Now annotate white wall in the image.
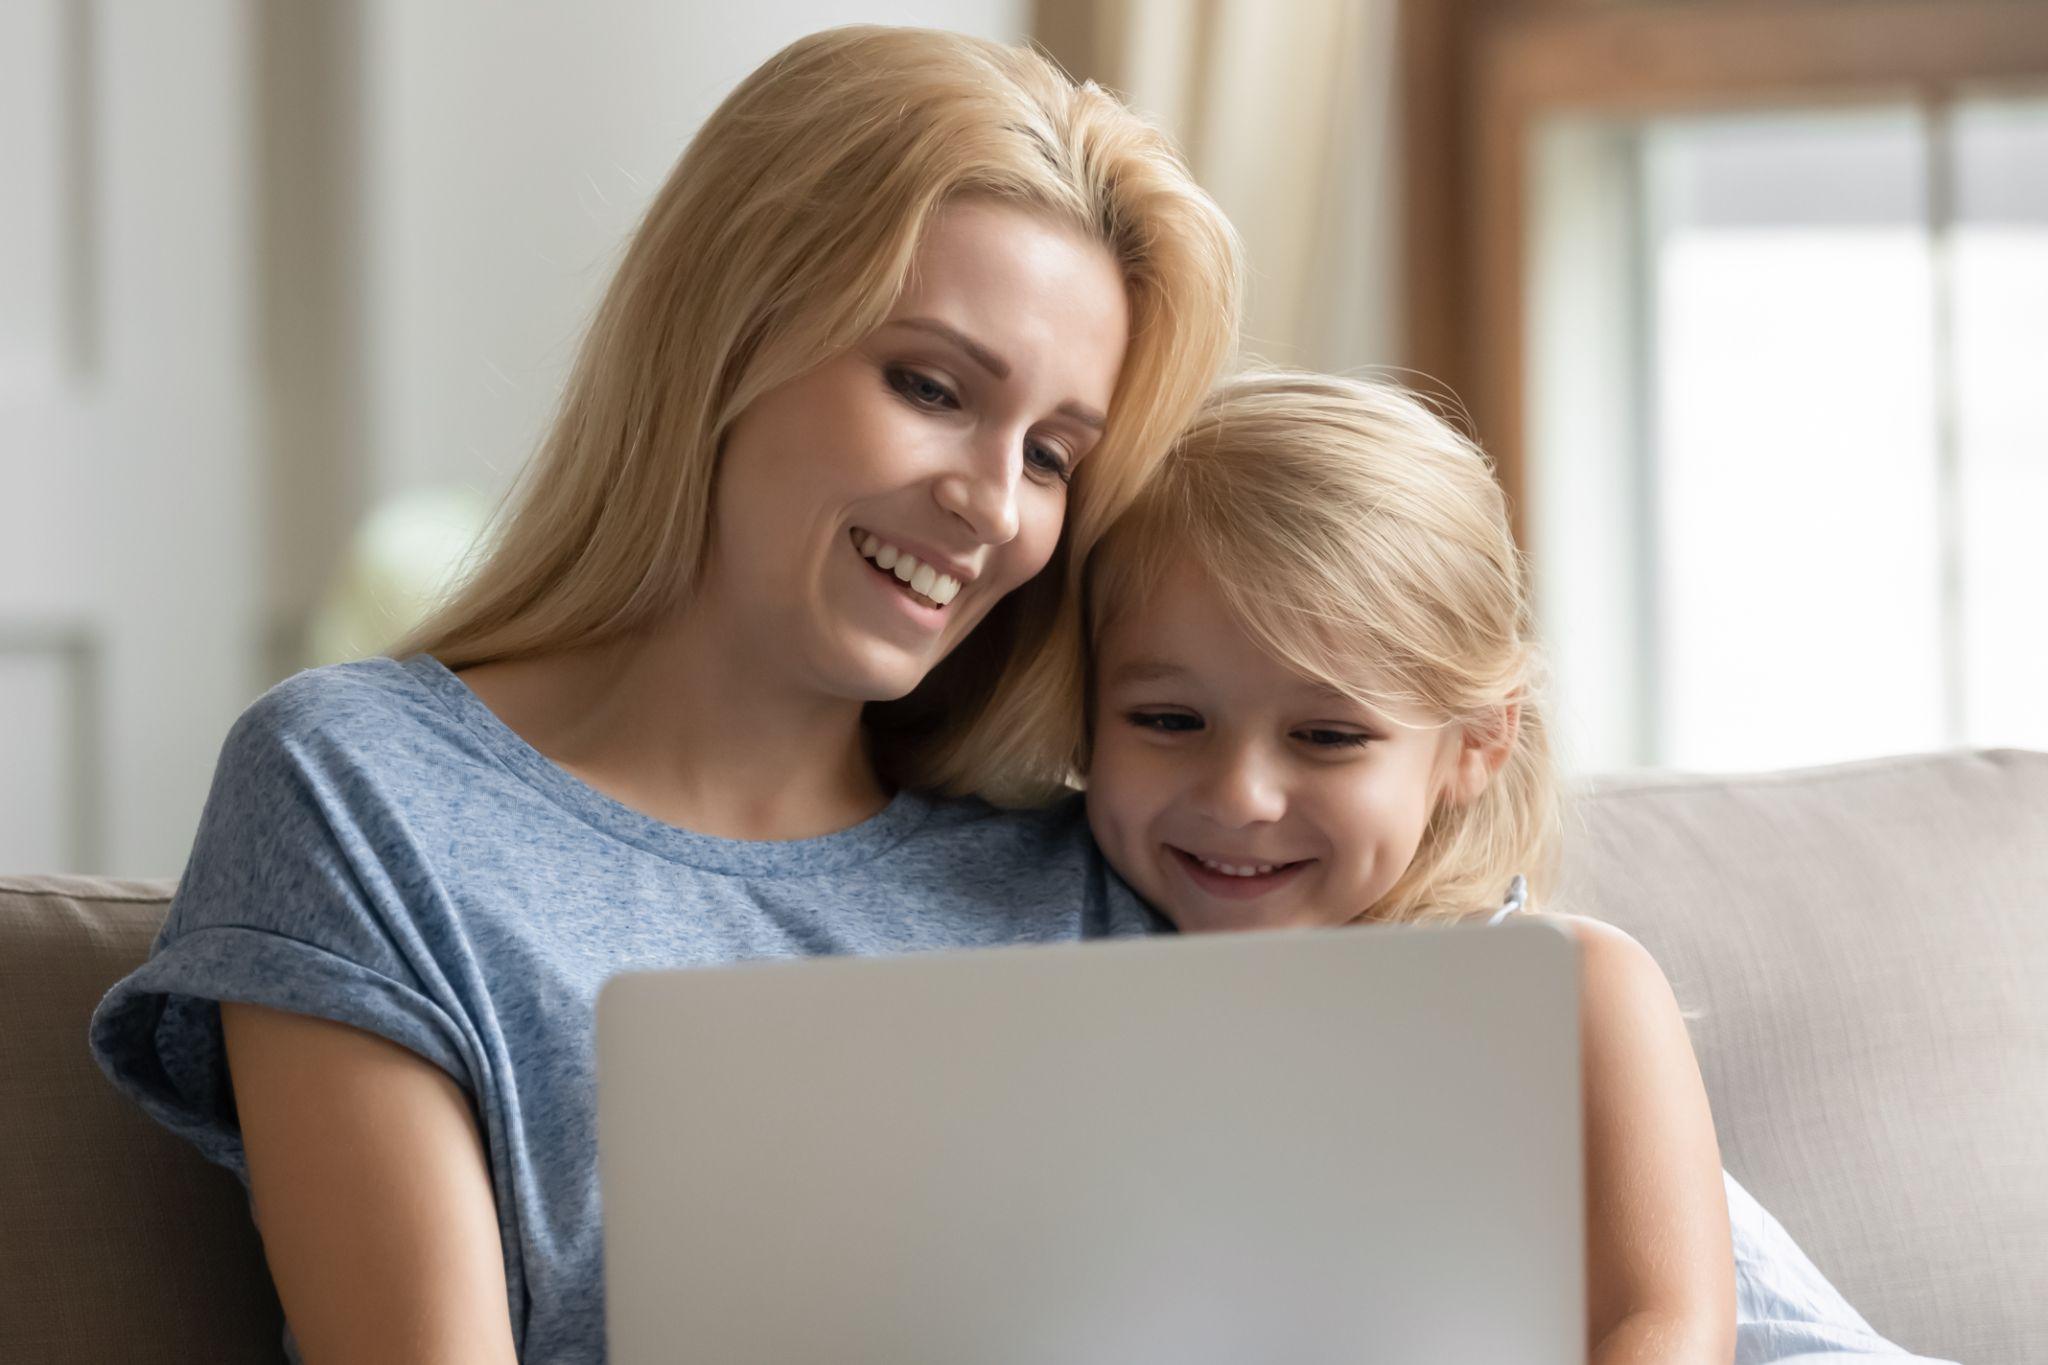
[262,0,1026,669]
[2,0,262,876]
[353,0,1027,525]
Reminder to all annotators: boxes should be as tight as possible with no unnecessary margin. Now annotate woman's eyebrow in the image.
[887,317,1010,378]
[886,317,1108,431]
[1059,400,1107,431]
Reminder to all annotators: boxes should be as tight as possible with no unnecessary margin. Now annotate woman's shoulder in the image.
[196,656,512,848]
[897,788,1105,884]
[905,788,1157,938]
[935,784,1086,819]
[236,655,437,739]
[225,655,478,776]
[913,787,1091,853]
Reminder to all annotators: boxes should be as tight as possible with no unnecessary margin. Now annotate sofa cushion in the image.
[1560,749,2048,1365]
[0,874,284,1365]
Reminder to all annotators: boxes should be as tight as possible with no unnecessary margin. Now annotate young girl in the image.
[1079,370,1953,1365]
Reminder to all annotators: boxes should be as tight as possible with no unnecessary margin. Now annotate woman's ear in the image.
[1447,701,1520,807]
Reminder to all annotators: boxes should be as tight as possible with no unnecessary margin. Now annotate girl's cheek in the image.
[1086,750,1144,821]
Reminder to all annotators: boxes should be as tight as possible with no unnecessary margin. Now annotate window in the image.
[1402,0,2048,773]
[1529,98,2047,771]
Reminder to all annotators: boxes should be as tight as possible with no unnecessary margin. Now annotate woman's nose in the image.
[932,433,1024,545]
[1189,740,1288,829]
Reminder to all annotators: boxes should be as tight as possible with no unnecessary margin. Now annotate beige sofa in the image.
[2,749,2043,1364]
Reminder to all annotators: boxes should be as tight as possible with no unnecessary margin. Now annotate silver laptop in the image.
[598,920,1583,1364]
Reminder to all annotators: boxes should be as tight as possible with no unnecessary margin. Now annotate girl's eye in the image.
[1298,728,1372,750]
[1126,709,1202,734]
[1025,440,1073,485]
[887,366,958,410]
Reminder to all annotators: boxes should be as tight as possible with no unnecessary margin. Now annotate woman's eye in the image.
[1298,728,1372,749]
[1127,710,1201,734]
[1025,441,1073,484]
[887,366,957,410]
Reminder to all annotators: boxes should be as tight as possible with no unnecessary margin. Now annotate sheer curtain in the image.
[1035,0,1403,374]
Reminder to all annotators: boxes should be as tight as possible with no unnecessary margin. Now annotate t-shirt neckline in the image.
[396,652,934,877]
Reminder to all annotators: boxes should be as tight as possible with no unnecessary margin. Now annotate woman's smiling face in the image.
[703,199,1130,704]
[1086,559,1466,933]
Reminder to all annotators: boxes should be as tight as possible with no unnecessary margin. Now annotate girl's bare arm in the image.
[1547,915,1736,1365]
[221,1002,521,1365]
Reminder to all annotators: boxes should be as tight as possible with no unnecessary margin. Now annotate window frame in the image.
[1400,0,2048,543]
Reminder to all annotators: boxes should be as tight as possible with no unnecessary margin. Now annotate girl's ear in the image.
[1447,701,1520,807]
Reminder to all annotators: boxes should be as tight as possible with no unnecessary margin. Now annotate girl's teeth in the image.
[931,574,959,605]
[892,556,917,583]
[1199,857,1278,877]
[875,543,899,570]
[910,563,936,595]
[860,533,882,558]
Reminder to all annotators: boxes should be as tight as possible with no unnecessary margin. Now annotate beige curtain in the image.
[1035,0,1402,374]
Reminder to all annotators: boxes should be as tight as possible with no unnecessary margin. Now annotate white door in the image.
[0,0,262,876]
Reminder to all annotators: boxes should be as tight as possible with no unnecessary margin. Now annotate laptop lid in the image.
[599,919,1582,1364]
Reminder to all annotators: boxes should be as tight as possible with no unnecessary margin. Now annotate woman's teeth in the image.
[855,531,961,607]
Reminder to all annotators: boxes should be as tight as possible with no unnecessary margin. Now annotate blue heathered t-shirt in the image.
[88,654,1160,1363]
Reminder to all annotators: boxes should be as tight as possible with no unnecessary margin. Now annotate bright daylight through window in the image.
[1530,96,2048,773]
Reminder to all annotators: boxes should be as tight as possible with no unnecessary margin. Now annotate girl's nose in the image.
[1189,740,1288,829]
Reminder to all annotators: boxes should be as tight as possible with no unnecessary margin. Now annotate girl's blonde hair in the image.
[1084,370,1559,922]
[395,26,1241,803]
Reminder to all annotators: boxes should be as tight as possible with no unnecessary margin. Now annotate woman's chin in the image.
[821,639,942,705]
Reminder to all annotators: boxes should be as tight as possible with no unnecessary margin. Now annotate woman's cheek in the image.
[1015,492,1068,580]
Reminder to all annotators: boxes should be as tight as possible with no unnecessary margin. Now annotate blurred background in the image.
[2,0,2044,875]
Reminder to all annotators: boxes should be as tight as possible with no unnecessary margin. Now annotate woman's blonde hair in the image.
[1083,370,1559,922]
[395,26,1240,803]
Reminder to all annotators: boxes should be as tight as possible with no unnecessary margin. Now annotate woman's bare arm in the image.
[221,1003,520,1365]
[1546,915,1736,1365]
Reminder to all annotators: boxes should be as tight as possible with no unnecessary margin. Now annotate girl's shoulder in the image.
[1514,908,1633,947]
[1513,912,1676,1016]
[1515,915,1709,1145]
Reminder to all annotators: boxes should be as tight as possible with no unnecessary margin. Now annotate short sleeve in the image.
[88,679,485,1179]
[1727,1171,1960,1364]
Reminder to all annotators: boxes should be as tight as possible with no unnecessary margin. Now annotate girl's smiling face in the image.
[1086,558,1467,932]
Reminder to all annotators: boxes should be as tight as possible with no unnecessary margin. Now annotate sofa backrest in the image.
[0,875,284,1365]
[1560,748,2048,1365]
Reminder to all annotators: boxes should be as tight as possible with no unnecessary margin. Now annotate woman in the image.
[90,27,1238,1364]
